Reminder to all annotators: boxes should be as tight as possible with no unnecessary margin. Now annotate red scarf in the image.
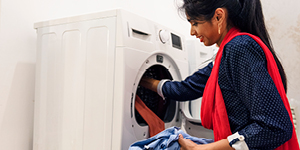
[135,95,165,137]
[201,27,299,149]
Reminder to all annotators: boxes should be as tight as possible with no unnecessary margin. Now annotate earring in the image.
[218,24,222,34]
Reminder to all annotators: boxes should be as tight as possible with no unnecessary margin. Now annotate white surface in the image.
[289,98,300,144]
[261,1,300,101]
[186,40,215,75]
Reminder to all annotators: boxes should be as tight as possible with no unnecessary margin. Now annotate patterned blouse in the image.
[161,35,293,150]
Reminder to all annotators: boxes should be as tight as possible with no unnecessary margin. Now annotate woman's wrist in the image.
[139,77,160,92]
[194,139,234,150]
[207,139,234,150]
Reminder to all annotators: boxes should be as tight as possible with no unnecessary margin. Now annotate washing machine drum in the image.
[135,65,177,126]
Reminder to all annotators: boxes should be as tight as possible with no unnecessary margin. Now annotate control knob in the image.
[159,30,170,44]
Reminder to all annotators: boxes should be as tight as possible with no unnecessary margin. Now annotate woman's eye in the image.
[192,22,198,26]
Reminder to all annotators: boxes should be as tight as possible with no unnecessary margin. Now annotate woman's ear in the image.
[214,8,226,23]
[214,8,227,34]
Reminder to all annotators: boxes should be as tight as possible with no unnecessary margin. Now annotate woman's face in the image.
[187,16,220,46]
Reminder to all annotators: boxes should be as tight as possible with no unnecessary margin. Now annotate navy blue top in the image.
[162,35,293,150]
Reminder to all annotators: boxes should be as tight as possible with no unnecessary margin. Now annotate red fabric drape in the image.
[201,27,299,149]
[135,95,165,137]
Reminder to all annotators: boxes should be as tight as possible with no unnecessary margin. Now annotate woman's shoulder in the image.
[225,35,261,50]
[223,34,265,58]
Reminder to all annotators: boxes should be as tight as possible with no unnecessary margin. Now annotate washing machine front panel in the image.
[83,20,117,150]
[116,9,188,65]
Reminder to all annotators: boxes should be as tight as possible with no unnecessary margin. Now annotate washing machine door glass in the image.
[135,65,176,125]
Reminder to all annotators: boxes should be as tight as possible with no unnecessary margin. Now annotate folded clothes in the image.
[128,126,214,150]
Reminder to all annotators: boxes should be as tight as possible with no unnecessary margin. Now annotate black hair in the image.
[179,0,287,92]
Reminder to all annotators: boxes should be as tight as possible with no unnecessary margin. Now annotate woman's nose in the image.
[190,27,196,36]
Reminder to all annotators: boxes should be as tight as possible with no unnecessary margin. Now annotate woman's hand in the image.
[139,77,160,92]
[178,134,198,150]
[178,134,235,150]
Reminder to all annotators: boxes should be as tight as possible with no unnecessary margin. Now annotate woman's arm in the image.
[139,63,213,101]
[139,77,160,92]
[178,134,234,150]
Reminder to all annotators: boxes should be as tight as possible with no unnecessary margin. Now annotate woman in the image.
[140,0,299,149]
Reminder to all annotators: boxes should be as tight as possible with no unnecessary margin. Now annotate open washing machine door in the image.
[180,97,214,139]
[130,53,182,140]
[179,39,217,139]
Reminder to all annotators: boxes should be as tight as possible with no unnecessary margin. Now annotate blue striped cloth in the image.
[128,126,213,150]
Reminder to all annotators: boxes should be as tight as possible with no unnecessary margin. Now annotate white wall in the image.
[261,0,300,101]
[0,0,299,149]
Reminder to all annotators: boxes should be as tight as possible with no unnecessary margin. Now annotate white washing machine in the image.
[33,9,212,150]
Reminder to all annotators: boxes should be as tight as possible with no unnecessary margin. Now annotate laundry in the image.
[135,95,165,137]
[128,126,213,150]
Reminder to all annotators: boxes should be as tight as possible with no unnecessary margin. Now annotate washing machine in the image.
[33,9,211,150]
